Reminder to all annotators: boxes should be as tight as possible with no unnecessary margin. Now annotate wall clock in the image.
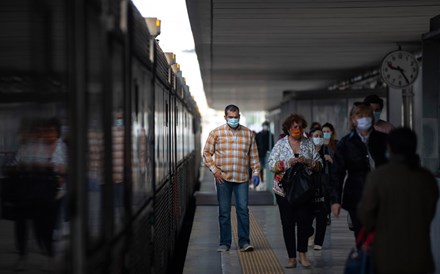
[380,50,419,89]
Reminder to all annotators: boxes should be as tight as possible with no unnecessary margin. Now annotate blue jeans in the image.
[216,180,250,248]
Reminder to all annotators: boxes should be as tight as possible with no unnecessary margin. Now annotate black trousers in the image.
[348,209,362,240]
[15,202,58,257]
[312,202,328,246]
[276,194,313,258]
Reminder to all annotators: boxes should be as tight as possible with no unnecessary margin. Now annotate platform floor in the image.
[184,167,358,274]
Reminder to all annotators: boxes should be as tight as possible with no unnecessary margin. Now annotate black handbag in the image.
[280,163,314,206]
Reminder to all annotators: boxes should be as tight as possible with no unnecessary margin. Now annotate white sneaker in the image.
[314,245,322,250]
[256,182,266,191]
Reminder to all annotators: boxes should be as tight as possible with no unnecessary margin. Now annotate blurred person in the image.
[10,118,67,271]
[310,121,321,131]
[363,94,395,134]
[268,113,322,268]
[255,121,274,183]
[321,122,338,224]
[202,104,260,252]
[113,111,125,221]
[358,127,439,274]
[306,121,321,137]
[328,102,388,239]
[308,127,329,250]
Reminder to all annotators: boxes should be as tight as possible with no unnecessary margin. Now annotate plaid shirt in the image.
[203,124,260,183]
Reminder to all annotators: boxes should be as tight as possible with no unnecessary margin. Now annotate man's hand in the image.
[252,176,260,188]
[331,203,341,218]
[214,170,224,184]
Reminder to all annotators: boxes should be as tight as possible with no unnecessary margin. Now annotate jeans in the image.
[216,180,250,248]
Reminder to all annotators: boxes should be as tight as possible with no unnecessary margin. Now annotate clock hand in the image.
[399,69,410,84]
[387,62,399,70]
[387,62,410,84]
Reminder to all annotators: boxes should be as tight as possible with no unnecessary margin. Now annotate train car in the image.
[0,0,201,273]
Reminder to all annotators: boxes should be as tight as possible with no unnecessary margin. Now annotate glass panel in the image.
[86,12,104,239]
[111,43,125,229]
[0,0,69,268]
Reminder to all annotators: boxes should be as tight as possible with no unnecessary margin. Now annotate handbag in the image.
[280,163,314,206]
[344,227,375,274]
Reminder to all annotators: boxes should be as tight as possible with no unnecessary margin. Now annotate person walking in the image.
[363,94,395,134]
[308,127,328,250]
[358,127,439,274]
[255,121,274,183]
[203,104,260,252]
[321,122,337,225]
[10,118,67,271]
[328,102,388,239]
[268,113,322,268]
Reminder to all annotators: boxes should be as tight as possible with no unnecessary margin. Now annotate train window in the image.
[131,70,154,207]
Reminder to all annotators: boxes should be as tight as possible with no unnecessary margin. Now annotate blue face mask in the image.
[356,117,372,131]
[373,111,381,122]
[227,118,239,128]
[323,132,331,140]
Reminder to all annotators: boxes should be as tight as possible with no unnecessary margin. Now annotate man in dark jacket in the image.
[358,127,439,274]
[255,121,274,183]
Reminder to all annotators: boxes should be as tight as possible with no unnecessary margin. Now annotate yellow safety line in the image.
[231,207,284,274]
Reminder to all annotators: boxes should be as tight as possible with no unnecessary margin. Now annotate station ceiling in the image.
[186,0,440,111]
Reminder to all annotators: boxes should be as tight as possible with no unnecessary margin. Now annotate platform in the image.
[184,167,357,274]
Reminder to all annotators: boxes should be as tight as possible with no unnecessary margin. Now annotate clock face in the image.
[380,50,419,89]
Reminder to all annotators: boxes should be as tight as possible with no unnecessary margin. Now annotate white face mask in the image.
[356,117,372,131]
[312,137,324,146]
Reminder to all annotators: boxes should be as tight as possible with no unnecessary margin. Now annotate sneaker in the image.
[217,245,230,252]
[313,245,322,250]
[240,243,254,252]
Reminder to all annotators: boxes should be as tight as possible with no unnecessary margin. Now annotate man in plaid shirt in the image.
[203,104,261,252]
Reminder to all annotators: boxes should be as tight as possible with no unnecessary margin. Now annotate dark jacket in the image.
[358,155,439,274]
[329,129,387,211]
[255,130,274,159]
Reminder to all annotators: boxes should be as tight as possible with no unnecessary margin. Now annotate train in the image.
[0,0,201,273]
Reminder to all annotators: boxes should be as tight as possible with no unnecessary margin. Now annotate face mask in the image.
[262,125,269,131]
[323,132,331,140]
[356,117,372,131]
[373,111,381,122]
[289,128,301,139]
[227,118,239,128]
[312,137,324,146]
